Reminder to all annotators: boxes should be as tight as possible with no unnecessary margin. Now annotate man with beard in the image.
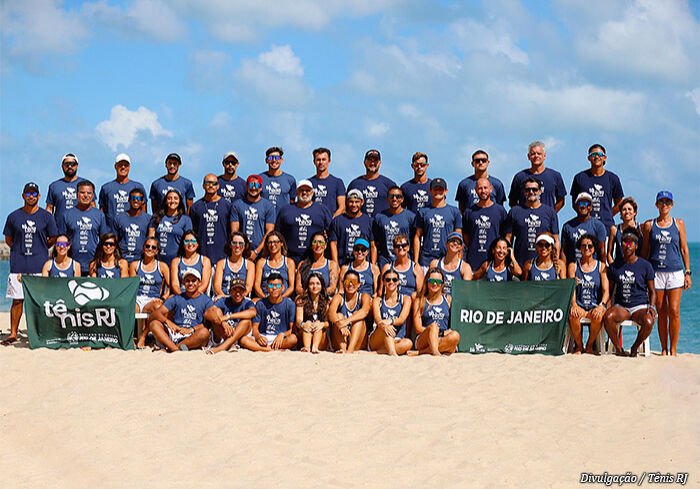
[231,175,276,259]
[347,149,397,219]
[190,174,233,265]
[98,153,146,233]
[373,186,416,269]
[456,150,506,213]
[329,189,375,266]
[217,151,246,203]
[260,146,296,215]
[46,153,93,226]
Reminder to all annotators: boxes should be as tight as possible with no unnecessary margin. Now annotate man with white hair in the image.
[508,141,566,212]
[99,153,146,233]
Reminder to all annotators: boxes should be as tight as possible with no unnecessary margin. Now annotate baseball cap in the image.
[229,277,246,290]
[430,178,447,190]
[181,267,201,280]
[575,192,593,203]
[347,189,364,200]
[61,153,78,164]
[447,231,463,243]
[115,153,131,164]
[23,182,39,193]
[353,238,370,249]
[297,179,314,190]
[223,151,239,162]
[364,149,381,160]
[165,153,182,164]
[656,190,673,202]
[247,174,263,185]
[535,234,555,245]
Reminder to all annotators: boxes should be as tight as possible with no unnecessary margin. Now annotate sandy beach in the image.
[1,313,698,489]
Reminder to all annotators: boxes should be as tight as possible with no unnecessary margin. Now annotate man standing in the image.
[308,147,346,218]
[560,192,607,265]
[373,186,416,268]
[329,189,375,266]
[57,180,108,275]
[570,144,624,232]
[260,146,296,215]
[400,152,432,214]
[414,178,462,270]
[217,151,246,203]
[508,141,566,212]
[46,153,92,227]
[190,174,233,265]
[149,153,195,213]
[505,177,560,267]
[275,180,332,263]
[456,150,506,213]
[462,178,507,271]
[2,183,57,345]
[114,188,151,263]
[231,175,276,259]
[347,149,397,219]
[99,153,147,233]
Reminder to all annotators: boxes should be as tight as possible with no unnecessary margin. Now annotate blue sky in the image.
[2,0,699,239]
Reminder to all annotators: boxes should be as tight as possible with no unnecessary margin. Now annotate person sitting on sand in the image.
[603,232,656,357]
[208,277,256,354]
[42,234,81,277]
[328,269,371,353]
[295,272,331,353]
[412,267,460,355]
[148,268,218,352]
[240,273,298,351]
[131,237,171,348]
[368,268,413,356]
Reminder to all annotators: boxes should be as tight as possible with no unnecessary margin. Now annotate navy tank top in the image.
[379,295,407,338]
[349,261,374,295]
[261,257,290,291]
[49,258,75,277]
[485,261,512,282]
[338,293,361,318]
[648,219,683,272]
[96,263,119,278]
[391,260,417,296]
[575,260,602,310]
[422,295,450,332]
[309,258,332,289]
[137,260,164,299]
[529,260,557,281]
[177,254,204,283]
[220,258,247,296]
[438,257,462,295]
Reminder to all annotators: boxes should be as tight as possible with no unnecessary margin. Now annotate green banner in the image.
[22,276,139,350]
[450,279,575,355]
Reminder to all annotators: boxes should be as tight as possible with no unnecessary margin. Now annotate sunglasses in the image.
[230,241,245,247]
[473,158,488,164]
[183,239,197,245]
[580,243,595,250]
[266,155,282,162]
[588,151,605,158]
[536,242,552,249]
[344,279,359,286]
[130,195,144,201]
[103,242,116,247]
[248,182,261,189]
[204,181,218,187]
[266,283,283,289]
[144,244,158,251]
[267,240,281,245]
[384,277,399,283]
[577,201,592,208]
[223,160,238,165]
[622,240,637,247]
[427,278,443,285]
[388,194,403,200]
[55,242,70,249]
[63,162,78,167]
[353,247,368,253]
[24,192,39,198]
[524,187,539,193]
[394,242,409,249]
[312,239,326,246]
[657,199,672,206]
[412,162,428,168]
[448,239,462,245]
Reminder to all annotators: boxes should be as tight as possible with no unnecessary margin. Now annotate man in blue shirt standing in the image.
[508,141,566,212]
[114,188,151,263]
[260,146,296,215]
[46,153,92,227]
[560,192,607,266]
[217,151,246,203]
[373,186,416,268]
[414,178,462,270]
[231,175,276,259]
[308,147,346,218]
[400,152,432,214]
[190,174,233,265]
[463,177,508,271]
[348,149,397,219]
[99,153,147,233]
[3,182,57,345]
[456,150,507,214]
[149,153,195,214]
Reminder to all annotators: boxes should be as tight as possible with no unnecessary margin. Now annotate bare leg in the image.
[301,329,312,352]
[277,334,298,350]
[347,321,367,353]
[148,320,179,353]
[239,336,272,352]
[415,323,440,355]
[438,330,460,354]
[368,328,391,355]
[395,338,413,355]
[603,306,631,356]
[666,288,682,356]
[311,329,323,353]
[585,315,604,354]
[568,314,583,354]
[332,323,348,353]
[178,326,210,350]
[210,320,252,354]
[136,300,162,348]
[656,290,669,355]
[629,309,654,357]
[1,299,23,345]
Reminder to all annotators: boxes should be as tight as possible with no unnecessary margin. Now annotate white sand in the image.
[1,313,698,489]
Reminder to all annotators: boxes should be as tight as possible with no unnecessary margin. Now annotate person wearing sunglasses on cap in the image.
[347,149,397,218]
[508,141,566,212]
[560,192,607,267]
[308,147,346,219]
[570,144,624,232]
[328,269,372,353]
[190,174,233,266]
[456,150,506,214]
[89,233,128,278]
[400,152,432,214]
[604,232,656,357]
[231,174,276,259]
[641,191,691,356]
[3,182,57,346]
[412,267,460,355]
[462,177,507,273]
[373,186,416,270]
[99,153,147,234]
[260,146,296,216]
[217,151,246,204]
[46,153,94,227]
[240,273,297,351]
[114,188,151,264]
[148,153,195,214]
[523,233,566,281]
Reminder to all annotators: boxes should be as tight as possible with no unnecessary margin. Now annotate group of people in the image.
[2,142,692,356]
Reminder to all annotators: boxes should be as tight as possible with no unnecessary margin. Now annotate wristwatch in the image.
[685,270,692,276]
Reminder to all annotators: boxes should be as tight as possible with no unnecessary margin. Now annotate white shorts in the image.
[654,270,684,290]
[618,304,650,316]
[169,327,195,344]
[136,295,160,311]
[6,273,40,300]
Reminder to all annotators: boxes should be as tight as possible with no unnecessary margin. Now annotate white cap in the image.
[61,153,78,164]
[297,179,313,190]
[347,189,364,200]
[575,192,593,203]
[115,153,131,164]
[181,267,202,280]
[223,151,239,162]
[535,234,555,245]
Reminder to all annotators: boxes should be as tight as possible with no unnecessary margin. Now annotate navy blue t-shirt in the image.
[149,175,196,211]
[217,176,246,203]
[416,204,463,266]
[98,179,147,233]
[455,175,506,210]
[46,177,92,227]
[190,198,233,264]
[3,208,58,273]
[151,214,193,265]
[261,171,296,216]
[610,258,655,308]
[400,179,432,214]
[329,213,374,265]
[58,207,109,271]
[164,292,214,328]
[275,202,332,260]
[505,205,559,266]
[373,209,416,265]
[570,169,624,230]
[508,167,566,210]
[463,203,507,271]
[560,216,607,264]
[254,297,296,335]
[309,174,345,216]
[347,174,397,218]
[214,296,255,317]
[114,211,151,263]
[230,197,276,250]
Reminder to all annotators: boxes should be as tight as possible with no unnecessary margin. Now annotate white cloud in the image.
[452,19,529,65]
[687,88,700,117]
[258,45,304,77]
[82,0,187,42]
[210,111,231,128]
[96,105,172,151]
[366,121,390,137]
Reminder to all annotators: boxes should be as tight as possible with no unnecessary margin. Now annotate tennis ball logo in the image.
[68,280,110,306]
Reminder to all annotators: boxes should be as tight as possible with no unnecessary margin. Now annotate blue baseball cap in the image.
[447,231,463,243]
[353,238,370,249]
[656,190,673,202]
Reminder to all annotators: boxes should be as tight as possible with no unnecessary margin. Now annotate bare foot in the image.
[572,350,582,355]
[311,347,320,354]
[406,350,419,357]
[335,349,345,354]
[300,346,309,352]
[615,349,629,357]
[629,348,638,358]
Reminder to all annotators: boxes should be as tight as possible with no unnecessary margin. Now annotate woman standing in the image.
[254,231,296,299]
[412,268,460,355]
[89,233,128,278]
[523,234,566,281]
[642,191,691,356]
[42,234,80,277]
[130,237,170,348]
[148,190,193,266]
[567,234,609,354]
[213,232,255,299]
[295,231,339,297]
[328,270,371,353]
[170,231,212,295]
[429,232,470,295]
[369,269,413,356]
[339,238,379,297]
[607,196,643,265]
[295,272,331,353]
[473,237,522,282]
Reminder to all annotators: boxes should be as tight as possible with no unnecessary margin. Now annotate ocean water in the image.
[2,245,699,353]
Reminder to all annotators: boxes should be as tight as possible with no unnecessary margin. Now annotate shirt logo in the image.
[525,214,541,227]
[21,220,37,233]
[295,213,312,226]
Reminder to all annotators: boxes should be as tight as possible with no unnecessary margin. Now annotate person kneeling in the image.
[240,273,298,351]
[148,268,217,352]
[208,278,256,354]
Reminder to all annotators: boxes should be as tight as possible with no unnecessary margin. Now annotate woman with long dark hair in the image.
[148,189,192,265]
[170,230,212,295]
[473,237,522,281]
[369,268,413,356]
[295,231,339,297]
[295,272,331,353]
[89,233,128,278]
[254,231,296,299]
[213,231,255,299]
[42,234,80,277]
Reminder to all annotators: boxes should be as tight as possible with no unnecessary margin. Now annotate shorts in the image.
[617,304,650,316]
[654,270,684,290]
[136,295,160,311]
[169,326,195,344]
[6,273,40,300]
